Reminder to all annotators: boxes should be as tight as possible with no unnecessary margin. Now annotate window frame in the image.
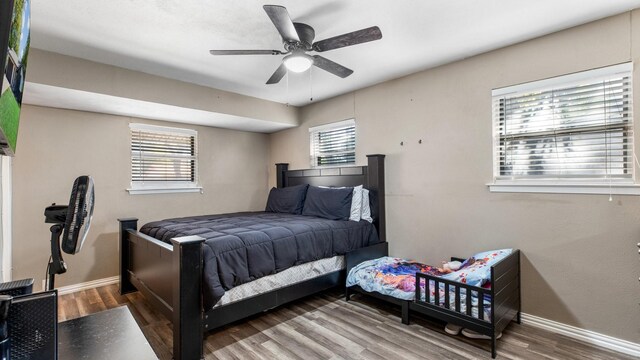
[309,119,357,168]
[488,63,640,195]
[127,123,201,195]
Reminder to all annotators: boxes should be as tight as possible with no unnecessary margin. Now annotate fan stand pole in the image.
[47,224,67,291]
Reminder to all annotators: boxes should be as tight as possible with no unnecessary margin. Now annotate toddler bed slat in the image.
[444,283,450,309]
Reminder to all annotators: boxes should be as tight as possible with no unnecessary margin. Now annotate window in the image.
[490,63,639,195]
[128,123,200,195]
[309,119,356,167]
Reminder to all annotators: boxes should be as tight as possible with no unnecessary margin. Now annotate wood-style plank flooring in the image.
[58,284,634,359]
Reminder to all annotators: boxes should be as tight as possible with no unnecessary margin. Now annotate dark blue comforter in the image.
[140,212,379,309]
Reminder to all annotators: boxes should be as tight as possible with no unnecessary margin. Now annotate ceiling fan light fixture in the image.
[283,53,313,73]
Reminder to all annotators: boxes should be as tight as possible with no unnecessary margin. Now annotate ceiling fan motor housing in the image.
[290,23,315,50]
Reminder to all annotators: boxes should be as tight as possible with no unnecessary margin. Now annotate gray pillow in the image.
[302,185,353,221]
[265,184,309,214]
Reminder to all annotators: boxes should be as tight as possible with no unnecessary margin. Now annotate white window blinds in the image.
[309,119,356,167]
[492,63,633,181]
[130,124,197,185]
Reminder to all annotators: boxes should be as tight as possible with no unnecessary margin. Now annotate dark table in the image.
[58,306,157,359]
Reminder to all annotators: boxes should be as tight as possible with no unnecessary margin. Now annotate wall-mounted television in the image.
[0,0,30,156]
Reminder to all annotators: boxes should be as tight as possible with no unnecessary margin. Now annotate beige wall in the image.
[12,105,270,288]
[270,12,640,342]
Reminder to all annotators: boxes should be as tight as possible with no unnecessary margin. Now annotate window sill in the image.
[487,182,640,195]
[127,186,203,195]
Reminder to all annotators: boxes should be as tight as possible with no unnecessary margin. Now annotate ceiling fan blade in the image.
[313,26,382,52]
[312,56,353,78]
[266,63,288,84]
[263,5,300,43]
[209,50,283,55]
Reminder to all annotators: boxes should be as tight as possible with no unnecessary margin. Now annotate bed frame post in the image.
[516,250,522,324]
[491,337,497,358]
[171,236,206,360]
[276,163,289,188]
[366,154,386,242]
[118,217,138,295]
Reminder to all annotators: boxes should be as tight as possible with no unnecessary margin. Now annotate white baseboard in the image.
[55,276,119,295]
[521,313,640,357]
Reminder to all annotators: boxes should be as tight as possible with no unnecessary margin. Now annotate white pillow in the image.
[361,188,373,223]
[350,185,363,222]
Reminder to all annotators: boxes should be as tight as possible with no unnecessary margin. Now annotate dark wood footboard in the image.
[345,241,388,275]
[491,249,521,332]
[118,218,205,360]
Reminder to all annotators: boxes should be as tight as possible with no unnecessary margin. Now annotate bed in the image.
[345,249,521,358]
[118,154,387,360]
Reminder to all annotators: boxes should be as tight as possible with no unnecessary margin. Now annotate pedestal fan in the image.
[43,176,95,290]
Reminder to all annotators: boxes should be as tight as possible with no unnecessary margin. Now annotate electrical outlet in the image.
[41,279,46,291]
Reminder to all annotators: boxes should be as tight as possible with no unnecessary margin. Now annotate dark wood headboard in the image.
[275,154,386,242]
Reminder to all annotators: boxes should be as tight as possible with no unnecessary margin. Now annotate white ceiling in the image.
[30,0,640,108]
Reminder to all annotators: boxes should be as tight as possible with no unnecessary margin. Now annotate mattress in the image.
[140,211,379,309]
[346,257,447,300]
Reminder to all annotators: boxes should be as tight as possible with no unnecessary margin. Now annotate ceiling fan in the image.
[209,5,382,84]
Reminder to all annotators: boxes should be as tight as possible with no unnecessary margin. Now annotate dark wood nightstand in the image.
[58,306,157,359]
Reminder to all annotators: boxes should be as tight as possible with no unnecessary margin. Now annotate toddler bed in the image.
[345,249,520,358]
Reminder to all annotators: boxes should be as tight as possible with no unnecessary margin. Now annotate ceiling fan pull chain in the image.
[309,67,313,102]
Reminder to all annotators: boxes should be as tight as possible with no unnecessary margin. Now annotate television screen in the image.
[0,0,29,156]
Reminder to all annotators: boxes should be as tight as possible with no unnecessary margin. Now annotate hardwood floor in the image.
[58,284,633,360]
